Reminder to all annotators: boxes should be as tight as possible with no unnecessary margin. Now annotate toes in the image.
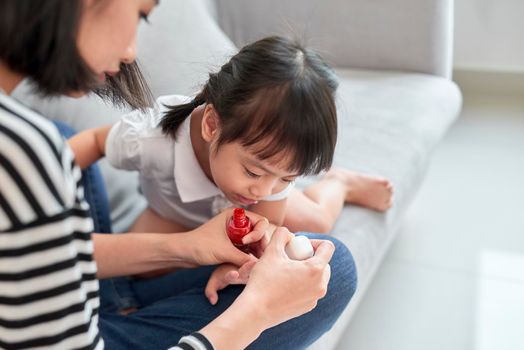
[377,177,390,185]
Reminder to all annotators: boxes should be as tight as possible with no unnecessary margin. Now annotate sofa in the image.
[13,0,462,348]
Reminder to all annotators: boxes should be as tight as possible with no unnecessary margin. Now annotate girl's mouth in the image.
[234,194,259,206]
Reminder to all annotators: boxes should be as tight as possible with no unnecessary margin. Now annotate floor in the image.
[335,92,524,350]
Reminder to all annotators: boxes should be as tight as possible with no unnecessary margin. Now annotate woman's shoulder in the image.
[0,94,81,230]
[0,93,64,154]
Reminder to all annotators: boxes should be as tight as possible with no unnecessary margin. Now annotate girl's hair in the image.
[0,0,153,110]
[161,36,339,176]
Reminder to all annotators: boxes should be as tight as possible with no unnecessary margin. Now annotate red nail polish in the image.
[227,208,253,252]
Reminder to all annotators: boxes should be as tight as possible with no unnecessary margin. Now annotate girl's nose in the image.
[121,38,137,64]
[249,181,274,199]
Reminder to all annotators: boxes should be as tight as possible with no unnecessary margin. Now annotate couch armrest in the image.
[214,0,454,78]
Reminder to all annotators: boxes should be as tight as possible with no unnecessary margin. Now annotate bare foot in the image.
[324,168,393,211]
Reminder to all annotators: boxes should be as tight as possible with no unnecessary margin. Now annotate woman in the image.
[0,1,357,349]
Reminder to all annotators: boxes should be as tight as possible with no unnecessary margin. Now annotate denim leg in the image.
[98,234,357,350]
[52,120,140,313]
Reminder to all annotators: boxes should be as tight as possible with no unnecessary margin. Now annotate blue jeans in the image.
[100,234,357,350]
[54,121,358,349]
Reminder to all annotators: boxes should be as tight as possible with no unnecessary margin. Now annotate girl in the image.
[70,36,393,236]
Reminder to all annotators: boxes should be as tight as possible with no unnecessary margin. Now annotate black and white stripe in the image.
[167,333,215,350]
[1,93,101,349]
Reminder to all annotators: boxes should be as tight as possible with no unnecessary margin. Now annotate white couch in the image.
[13,0,462,348]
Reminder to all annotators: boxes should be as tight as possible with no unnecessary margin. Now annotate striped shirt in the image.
[0,93,102,349]
[0,93,214,350]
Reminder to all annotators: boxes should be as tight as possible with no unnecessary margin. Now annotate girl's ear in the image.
[201,104,221,142]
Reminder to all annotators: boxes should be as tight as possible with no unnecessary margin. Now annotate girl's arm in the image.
[249,198,287,227]
[67,125,112,169]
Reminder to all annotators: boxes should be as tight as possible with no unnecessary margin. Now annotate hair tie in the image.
[191,98,204,108]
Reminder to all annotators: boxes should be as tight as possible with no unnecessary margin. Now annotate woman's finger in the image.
[266,227,294,255]
[242,217,269,244]
[224,244,253,267]
[308,240,335,264]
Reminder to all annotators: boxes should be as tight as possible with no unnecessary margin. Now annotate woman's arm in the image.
[68,125,112,169]
[92,209,272,278]
[249,198,287,227]
[92,232,199,278]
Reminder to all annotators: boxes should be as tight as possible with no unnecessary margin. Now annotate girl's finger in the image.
[237,259,257,280]
[224,270,241,284]
[205,278,220,305]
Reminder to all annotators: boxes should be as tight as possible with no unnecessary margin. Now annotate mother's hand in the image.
[177,208,273,267]
[199,228,335,349]
[242,228,334,327]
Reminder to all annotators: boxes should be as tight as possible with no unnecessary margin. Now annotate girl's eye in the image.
[244,168,261,179]
[139,12,150,23]
[281,178,294,183]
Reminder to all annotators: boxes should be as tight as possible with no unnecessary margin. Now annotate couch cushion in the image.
[136,0,237,97]
[12,0,237,232]
[305,68,462,350]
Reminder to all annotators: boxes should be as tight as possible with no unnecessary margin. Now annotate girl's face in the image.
[209,142,299,206]
[201,105,299,205]
[77,0,156,83]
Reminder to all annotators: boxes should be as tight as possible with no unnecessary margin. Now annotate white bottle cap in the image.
[285,235,314,261]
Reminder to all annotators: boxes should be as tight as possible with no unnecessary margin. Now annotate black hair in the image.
[160,36,338,175]
[0,0,153,109]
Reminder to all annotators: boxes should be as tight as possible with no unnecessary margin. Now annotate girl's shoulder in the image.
[118,94,192,131]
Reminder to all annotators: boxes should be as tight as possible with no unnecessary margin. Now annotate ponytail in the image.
[160,90,206,138]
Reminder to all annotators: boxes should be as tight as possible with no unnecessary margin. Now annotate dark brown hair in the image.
[160,36,338,175]
[0,0,153,109]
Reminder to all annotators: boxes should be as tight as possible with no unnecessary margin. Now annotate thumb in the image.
[266,227,294,255]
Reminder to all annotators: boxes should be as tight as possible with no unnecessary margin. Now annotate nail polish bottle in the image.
[227,208,253,252]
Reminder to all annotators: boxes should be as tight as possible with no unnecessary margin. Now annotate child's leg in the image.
[283,168,393,233]
[129,207,190,233]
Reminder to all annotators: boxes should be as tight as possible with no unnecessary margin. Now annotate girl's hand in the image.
[175,208,272,267]
[204,258,257,305]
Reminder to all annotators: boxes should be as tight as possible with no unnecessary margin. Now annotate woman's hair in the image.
[161,36,339,176]
[0,0,153,109]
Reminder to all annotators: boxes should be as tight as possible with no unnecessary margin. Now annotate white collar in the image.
[173,117,222,203]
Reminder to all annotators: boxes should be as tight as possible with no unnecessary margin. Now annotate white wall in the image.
[454,0,524,72]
